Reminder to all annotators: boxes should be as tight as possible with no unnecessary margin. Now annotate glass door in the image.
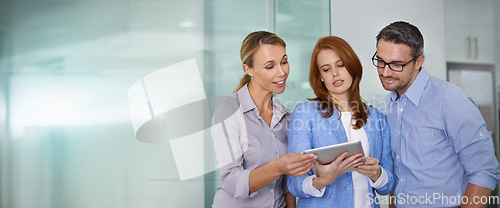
[275,0,331,110]
[203,1,331,205]
[0,0,331,207]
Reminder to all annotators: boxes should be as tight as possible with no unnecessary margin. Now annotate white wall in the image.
[331,0,447,104]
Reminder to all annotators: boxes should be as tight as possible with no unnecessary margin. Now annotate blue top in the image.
[383,69,500,207]
[287,101,395,208]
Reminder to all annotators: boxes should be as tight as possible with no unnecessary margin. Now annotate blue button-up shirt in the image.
[287,101,394,208]
[382,69,499,207]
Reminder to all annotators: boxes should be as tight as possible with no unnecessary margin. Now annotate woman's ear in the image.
[243,64,254,77]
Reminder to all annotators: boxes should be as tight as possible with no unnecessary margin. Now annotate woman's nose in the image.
[276,65,286,77]
[332,68,339,77]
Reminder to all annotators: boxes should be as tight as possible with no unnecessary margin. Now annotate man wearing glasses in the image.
[373,21,499,208]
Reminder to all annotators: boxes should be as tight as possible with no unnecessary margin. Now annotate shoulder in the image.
[212,94,241,124]
[367,105,383,117]
[424,77,481,123]
[428,77,474,105]
[428,77,464,97]
[292,100,322,114]
[366,105,387,124]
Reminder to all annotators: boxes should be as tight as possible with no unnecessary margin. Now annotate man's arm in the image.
[461,183,492,208]
[442,88,499,198]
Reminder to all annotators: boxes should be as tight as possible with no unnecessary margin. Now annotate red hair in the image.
[308,36,368,129]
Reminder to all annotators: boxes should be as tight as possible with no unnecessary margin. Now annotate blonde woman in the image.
[211,31,316,208]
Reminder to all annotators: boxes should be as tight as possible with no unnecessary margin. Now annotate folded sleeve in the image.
[370,167,388,189]
[302,175,326,197]
[211,109,255,199]
[443,88,500,190]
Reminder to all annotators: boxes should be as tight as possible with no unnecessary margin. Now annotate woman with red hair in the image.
[287,36,395,208]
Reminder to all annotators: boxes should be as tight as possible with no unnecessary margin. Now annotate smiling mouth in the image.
[273,80,284,85]
[380,76,397,83]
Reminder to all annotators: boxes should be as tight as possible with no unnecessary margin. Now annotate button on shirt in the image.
[301,112,389,208]
[383,69,500,207]
[287,101,395,208]
[211,84,291,208]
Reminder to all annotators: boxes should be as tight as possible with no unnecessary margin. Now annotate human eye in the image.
[281,55,288,65]
[322,68,330,72]
[265,65,274,70]
[375,59,386,67]
[336,60,344,68]
[392,63,404,68]
[389,63,404,70]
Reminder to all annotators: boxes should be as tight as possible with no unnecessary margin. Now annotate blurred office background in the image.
[0,0,498,207]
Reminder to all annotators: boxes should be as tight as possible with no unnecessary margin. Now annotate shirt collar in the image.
[395,68,430,106]
[236,84,256,114]
[389,90,398,102]
[236,84,290,116]
[272,95,291,116]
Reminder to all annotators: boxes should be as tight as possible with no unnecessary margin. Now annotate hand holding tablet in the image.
[309,151,366,190]
[304,140,366,177]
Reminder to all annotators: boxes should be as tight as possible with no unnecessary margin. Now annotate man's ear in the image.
[243,64,254,77]
[415,54,425,70]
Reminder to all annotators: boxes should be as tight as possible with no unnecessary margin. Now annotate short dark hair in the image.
[376,21,424,57]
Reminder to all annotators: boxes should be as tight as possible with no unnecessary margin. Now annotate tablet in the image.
[304,140,365,176]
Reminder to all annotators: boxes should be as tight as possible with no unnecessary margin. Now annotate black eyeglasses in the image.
[371,51,418,72]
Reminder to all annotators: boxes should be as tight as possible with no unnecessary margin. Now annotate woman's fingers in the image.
[282,153,317,176]
[292,153,317,163]
[343,158,364,170]
[289,159,314,174]
[355,157,381,178]
[356,157,379,171]
[356,166,372,172]
[339,153,364,169]
[356,166,381,180]
[330,151,349,166]
[284,152,373,177]
[363,157,378,165]
[356,163,378,171]
[356,167,374,175]
[290,163,315,176]
[287,153,316,169]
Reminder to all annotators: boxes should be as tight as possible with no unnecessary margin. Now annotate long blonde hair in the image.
[233,31,286,93]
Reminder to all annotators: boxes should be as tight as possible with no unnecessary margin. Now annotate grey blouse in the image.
[211,84,291,208]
